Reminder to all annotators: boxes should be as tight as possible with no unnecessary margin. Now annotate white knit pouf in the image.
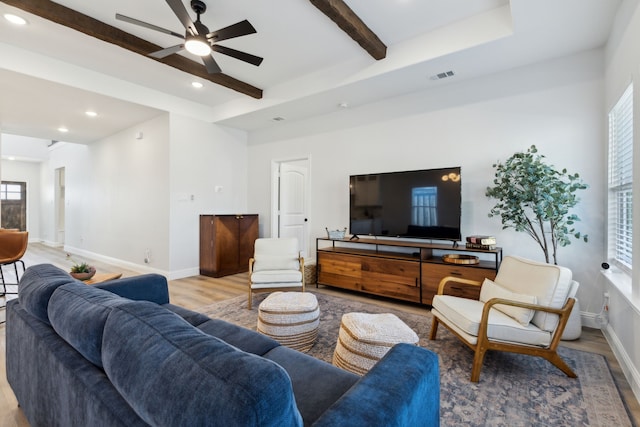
[257,292,319,352]
[333,312,419,375]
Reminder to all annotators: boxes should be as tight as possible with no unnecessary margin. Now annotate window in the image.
[411,187,437,226]
[0,183,22,200]
[608,83,633,272]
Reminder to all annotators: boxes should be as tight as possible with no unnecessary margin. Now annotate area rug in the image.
[198,291,634,427]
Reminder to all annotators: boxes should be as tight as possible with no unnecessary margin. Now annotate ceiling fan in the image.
[116,0,263,74]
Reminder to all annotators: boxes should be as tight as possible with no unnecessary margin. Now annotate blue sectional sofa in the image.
[6,264,440,426]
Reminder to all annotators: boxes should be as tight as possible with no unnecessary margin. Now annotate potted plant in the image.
[485,145,588,265]
[66,253,96,280]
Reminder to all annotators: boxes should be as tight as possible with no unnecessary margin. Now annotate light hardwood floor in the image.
[1,243,639,426]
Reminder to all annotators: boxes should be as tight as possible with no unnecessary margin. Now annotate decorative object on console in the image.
[485,145,588,264]
[442,254,479,265]
[465,235,497,250]
[326,227,347,239]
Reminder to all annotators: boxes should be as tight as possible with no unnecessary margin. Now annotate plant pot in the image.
[70,266,96,281]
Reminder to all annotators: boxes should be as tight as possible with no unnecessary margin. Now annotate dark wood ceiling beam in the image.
[1,0,262,98]
[310,0,386,60]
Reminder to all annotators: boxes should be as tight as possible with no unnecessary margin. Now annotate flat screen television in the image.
[349,167,462,242]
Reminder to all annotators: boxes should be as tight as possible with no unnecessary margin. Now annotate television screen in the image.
[349,167,462,241]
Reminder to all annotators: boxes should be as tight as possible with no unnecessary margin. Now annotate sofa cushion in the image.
[197,318,281,356]
[494,256,572,332]
[479,279,537,326]
[18,264,76,325]
[432,294,552,347]
[102,301,303,427]
[263,345,359,425]
[253,238,301,272]
[48,281,129,368]
[251,270,303,284]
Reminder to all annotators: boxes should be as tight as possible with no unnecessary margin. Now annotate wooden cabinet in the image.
[200,214,258,277]
[317,251,420,303]
[317,238,501,305]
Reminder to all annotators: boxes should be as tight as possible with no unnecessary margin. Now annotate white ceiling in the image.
[0,0,621,147]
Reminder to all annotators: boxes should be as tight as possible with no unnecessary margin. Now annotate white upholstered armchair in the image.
[248,238,305,310]
[429,255,579,382]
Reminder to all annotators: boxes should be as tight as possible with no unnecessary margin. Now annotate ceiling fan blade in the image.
[166,0,198,35]
[149,44,185,59]
[202,54,222,74]
[115,13,184,39]
[206,20,256,43]
[211,45,263,67]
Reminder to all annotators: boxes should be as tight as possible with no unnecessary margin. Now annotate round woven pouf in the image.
[333,312,419,375]
[257,292,320,352]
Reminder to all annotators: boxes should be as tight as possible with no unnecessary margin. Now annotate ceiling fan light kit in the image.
[185,35,211,56]
[116,0,262,74]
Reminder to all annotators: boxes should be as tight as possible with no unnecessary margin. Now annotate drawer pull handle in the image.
[450,271,462,276]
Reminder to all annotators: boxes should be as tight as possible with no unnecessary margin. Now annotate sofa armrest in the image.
[94,274,169,304]
[312,343,439,427]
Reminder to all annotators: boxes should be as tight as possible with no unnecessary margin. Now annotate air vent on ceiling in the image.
[272,117,286,122]
[430,70,455,81]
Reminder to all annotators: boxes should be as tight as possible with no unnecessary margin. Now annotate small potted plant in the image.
[66,253,96,280]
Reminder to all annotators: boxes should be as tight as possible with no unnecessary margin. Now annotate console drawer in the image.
[422,263,496,305]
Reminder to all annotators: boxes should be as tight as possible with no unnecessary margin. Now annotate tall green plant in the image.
[485,145,588,265]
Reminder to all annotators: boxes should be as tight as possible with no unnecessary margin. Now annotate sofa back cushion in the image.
[48,281,129,368]
[18,264,76,325]
[102,301,303,427]
[494,256,572,332]
[253,238,301,272]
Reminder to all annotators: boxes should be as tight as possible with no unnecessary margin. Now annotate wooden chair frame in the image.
[429,276,577,382]
[247,256,305,310]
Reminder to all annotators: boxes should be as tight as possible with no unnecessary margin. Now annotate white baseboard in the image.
[603,322,640,406]
[580,311,601,329]
[64,245,170,278]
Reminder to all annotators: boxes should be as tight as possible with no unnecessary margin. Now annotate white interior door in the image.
[278,161,309,257]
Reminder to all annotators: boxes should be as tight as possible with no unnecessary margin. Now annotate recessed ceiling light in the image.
[85,110,98,117]
[8,156,16,161]
[191,81,204,89]
[4,13,27,25]
[58,127,69,133]
[338,102,349,109]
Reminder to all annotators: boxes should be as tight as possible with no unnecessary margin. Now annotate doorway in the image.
[272,159,310,257]
[0,181,26,230]
[54,167,65,245]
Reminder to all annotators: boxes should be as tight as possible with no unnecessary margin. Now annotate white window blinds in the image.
[608,83,633,270]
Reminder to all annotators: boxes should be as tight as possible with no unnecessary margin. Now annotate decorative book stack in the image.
[465,235,497,250]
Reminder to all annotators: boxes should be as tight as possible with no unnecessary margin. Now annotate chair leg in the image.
[470,347,488,383]
[545,352,578,378]
[248,288,252,310]
[0,267,5,295]
[429,316,439,340]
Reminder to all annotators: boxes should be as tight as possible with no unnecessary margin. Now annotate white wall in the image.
[40,115,170,271]
[248,49,605,312]
[0,159,41,237]
[168,114,249,278]
[39,142,91,246]
[603,0,640,405]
